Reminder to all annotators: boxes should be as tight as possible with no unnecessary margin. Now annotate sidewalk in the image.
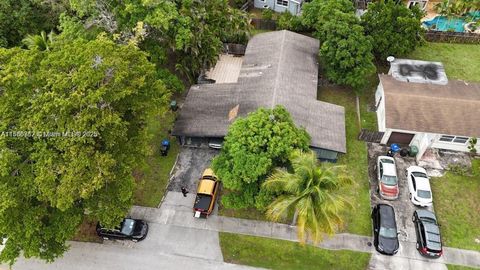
[130,192,480,269]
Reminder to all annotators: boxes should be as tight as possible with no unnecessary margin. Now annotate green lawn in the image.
[219,232,371,270]
[430,167,480,252]
[447,264,480,270]
[317,84,377,236]
[408,42,480,82]
[133,110,179,207]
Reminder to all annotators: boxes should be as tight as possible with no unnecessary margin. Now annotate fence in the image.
[424,30,480,44]
[250,18,277,31]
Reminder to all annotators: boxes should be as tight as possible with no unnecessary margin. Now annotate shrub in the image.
[262,8,274,20]
[277,11,306,32]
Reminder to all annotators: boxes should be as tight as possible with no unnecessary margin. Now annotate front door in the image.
[387,132,415,145]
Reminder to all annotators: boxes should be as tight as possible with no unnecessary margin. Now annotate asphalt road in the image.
[9,223,259,270]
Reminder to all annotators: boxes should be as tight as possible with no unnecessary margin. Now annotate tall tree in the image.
[262,150,352,244]
[362,0,424,61]
[0,0,63,48]
[302,0,355,30]
[66,0,251,81]
[212,106,310,210]
[318,11,376,92]
[0,36,169,265]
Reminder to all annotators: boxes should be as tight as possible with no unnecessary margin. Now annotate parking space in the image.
[367,143,435,245]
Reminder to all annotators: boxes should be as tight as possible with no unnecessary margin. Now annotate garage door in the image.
[387,132,415,145]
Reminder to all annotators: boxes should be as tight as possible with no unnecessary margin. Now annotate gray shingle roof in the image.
[380,74,480,138]
[173,30,346,153]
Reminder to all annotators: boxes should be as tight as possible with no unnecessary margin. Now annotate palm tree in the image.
[262,150,353,244]
[22,30,55,51]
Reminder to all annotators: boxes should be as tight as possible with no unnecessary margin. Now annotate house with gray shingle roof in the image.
[375,59,480,161]
[172,30,346,161]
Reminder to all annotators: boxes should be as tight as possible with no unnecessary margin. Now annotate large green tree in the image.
[0,36,169,264]
[212,106,310,210]
[362,0,424,61]
[65,0,251,81]
[262,150,352,244]
[318,11,376,91]
[302,0,355,30]
[0,0,62,48]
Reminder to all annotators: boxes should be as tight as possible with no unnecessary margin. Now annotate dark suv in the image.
[412,210,442,258]
[371,204,399,255]
[96,218,148,242]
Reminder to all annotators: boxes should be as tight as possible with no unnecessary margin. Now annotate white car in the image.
[405,166,433,207]
[376,156,399,200]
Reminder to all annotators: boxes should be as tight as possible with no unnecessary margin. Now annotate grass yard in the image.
[447,264,480,270]
[317,83,377,236]
[133,110,179,207]
[220,232,371,270]
[430,166,480,252]
[408,42,480,82]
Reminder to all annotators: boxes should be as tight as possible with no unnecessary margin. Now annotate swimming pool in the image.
[423,11,480,32]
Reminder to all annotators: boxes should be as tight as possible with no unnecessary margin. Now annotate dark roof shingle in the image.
[173,30,346,153]
[380,74,480,137]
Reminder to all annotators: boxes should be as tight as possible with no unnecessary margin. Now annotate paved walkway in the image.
[130,191,480,270]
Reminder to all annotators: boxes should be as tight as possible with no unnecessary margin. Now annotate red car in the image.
[376,156,399,200]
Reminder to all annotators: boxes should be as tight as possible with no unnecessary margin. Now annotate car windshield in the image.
[381,175,397,186]
[381,159,394,164]
[120,219,136,236]
[379,227,397,239]
[412,171,428,178]
[417,190,431,199]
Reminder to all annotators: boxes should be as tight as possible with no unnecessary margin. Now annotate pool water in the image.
[423,11,480,32]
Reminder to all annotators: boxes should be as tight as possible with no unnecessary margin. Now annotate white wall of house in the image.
[375,81,386,132]
[254,0,302,15]
[381,128,480,161]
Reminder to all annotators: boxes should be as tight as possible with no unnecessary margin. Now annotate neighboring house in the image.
[254,0,303,15]
[375,59,480,161]
[355,0,441,11]
[173,30,346,161]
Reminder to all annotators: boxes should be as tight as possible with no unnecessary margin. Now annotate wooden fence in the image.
[250,18,277,30]
[424,30,480,44]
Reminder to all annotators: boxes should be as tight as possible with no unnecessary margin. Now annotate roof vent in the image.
[388,59,448,85]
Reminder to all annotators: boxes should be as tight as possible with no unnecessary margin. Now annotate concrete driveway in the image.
[367,143,446,270]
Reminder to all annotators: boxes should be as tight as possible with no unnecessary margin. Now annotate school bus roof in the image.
[202,168,217,179]
[197,179,216,195]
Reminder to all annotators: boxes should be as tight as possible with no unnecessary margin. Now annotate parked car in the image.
[406,166,433,207]
[96,218,148,242]
[371,204,399,255]
[412,210,443,258]
[376,156,399,200]
[193,168,220,218]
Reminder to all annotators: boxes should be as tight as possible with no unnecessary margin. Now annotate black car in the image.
[96,218,148,242]
[413,210,443,258]
[371,204,399,255]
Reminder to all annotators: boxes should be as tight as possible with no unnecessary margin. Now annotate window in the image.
[411,176,416,191]
[439,135,469,144]
[276,0,288,7]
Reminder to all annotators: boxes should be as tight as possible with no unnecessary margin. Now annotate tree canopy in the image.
[310,0,376,91]
[0,36,169,265]
[212,106,310,210]
[263,150,352,243]
[0,0,62,48]
[362,0,424,61]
